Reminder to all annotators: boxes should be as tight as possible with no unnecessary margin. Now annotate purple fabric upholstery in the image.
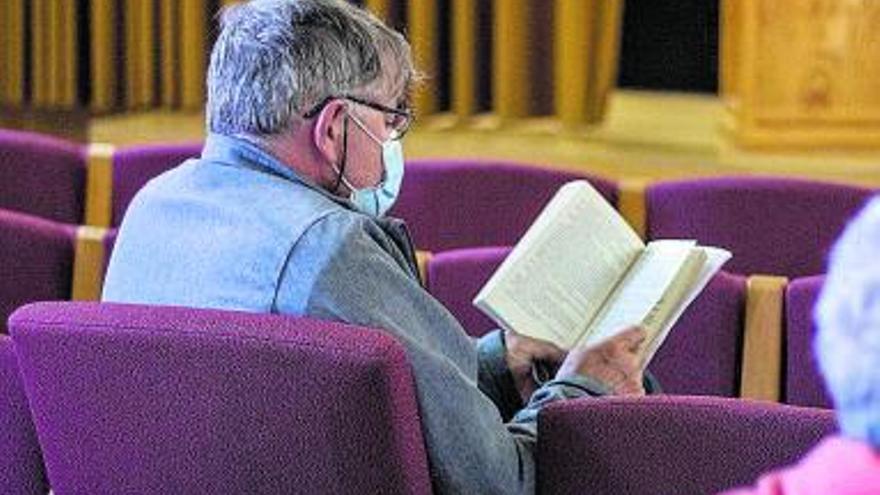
[0,336,48,495]
[389,159,619,251]
[646,177,874,277]
[0,129,86,224]
[9,302,431,495]
[101,228,118,283]
[111,143,202,226]
[785,275,832,408]
[0,210,74,334]
[537,395,837,495]
[426,246,511,337]
[648,271,747,397]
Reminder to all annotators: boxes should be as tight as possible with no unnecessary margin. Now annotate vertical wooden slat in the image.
[125,0,155,109]
[554,0,597,127]
[8,0,25,105]
[0,1,11,106]
[451,0,476,119]
[91,0,117,112]
[618,178,648,239]
[124,0,140,109]
[0,2,8,104]
[138,0,155,107]
[364,0,392,21]
[555,0,623,127]
[408,0,437,115]
[32,0,49,107]
[180,0,206,110]
[84,143,115,228]
[47,0,61,106]
[58,0,79,107]
[593,0,624,122]
[740,275,787,402]
[493,0,529,119]
[415,250,431,287]
[71,226,110,301]
[159,0,179,107]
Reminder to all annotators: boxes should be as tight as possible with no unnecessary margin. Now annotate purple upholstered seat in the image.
[648,271,747,396]
[101,228,118,282]
[426,246,511,337]
[785,275,832,408]
[646,177,874,277]
[0,210,75,334]
[537,395,836,495]
[9,302,431,495]
[111,143,202,226]
[0,129,86,224]
[428,246,745,396]
[389,159,618,252]
[0,336,48,495]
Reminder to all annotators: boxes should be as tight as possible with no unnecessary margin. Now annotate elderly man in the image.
[723,198,880,495]
[102,0,646,492]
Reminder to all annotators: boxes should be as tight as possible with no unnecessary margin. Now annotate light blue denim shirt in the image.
[102,133,600,494]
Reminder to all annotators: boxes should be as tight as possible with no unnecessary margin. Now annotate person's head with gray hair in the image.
[815,196,880,448]
[206,0,417,216]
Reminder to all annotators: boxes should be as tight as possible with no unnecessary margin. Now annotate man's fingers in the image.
[614,326,646,351]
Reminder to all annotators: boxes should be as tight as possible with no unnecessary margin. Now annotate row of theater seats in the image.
[0,128,853,492]
[0,301,837,494]
[2,128,876,277]
[0,129,870,402]
[0,207,835,405]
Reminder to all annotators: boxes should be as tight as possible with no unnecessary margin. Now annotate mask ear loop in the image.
[333,114,350,193]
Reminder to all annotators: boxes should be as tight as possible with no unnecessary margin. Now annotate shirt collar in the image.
[201,133,352,208]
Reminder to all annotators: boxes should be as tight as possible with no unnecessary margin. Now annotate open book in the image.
[473,180,731,366]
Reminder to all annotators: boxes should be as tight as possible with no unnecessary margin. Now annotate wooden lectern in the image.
[722,0,880,149]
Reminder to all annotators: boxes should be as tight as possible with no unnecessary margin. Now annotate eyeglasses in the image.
[303,95,414,139]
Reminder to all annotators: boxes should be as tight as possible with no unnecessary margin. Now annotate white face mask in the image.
[333,112,405,217]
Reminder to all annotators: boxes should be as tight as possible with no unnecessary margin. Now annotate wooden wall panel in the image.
[723,0,880,148]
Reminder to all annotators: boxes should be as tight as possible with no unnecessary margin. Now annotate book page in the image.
[579,240,698,349]
[638,246,732,364]
[474,181,644,349]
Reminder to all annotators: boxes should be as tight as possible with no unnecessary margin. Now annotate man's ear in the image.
[312,100,347,164]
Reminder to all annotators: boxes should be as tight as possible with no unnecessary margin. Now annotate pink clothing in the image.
[721,436,880,495]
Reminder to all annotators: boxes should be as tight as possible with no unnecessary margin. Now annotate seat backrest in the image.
[648,271,747,396]
[111,143,202,226]
[426,246,511,337]
[0,336,48,495]
[390,159,618,252]
[0,210,75,334]
[784,275,832,408]
[0,129,86,224]
[646,177,873,277]
[9,302,432,495]
[537,395,837,495]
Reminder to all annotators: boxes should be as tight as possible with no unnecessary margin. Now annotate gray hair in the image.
[815,195,880,447]
[206,0,414,137]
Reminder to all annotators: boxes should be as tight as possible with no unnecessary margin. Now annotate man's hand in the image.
[555,326,647,396]
[504,330,566,403]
